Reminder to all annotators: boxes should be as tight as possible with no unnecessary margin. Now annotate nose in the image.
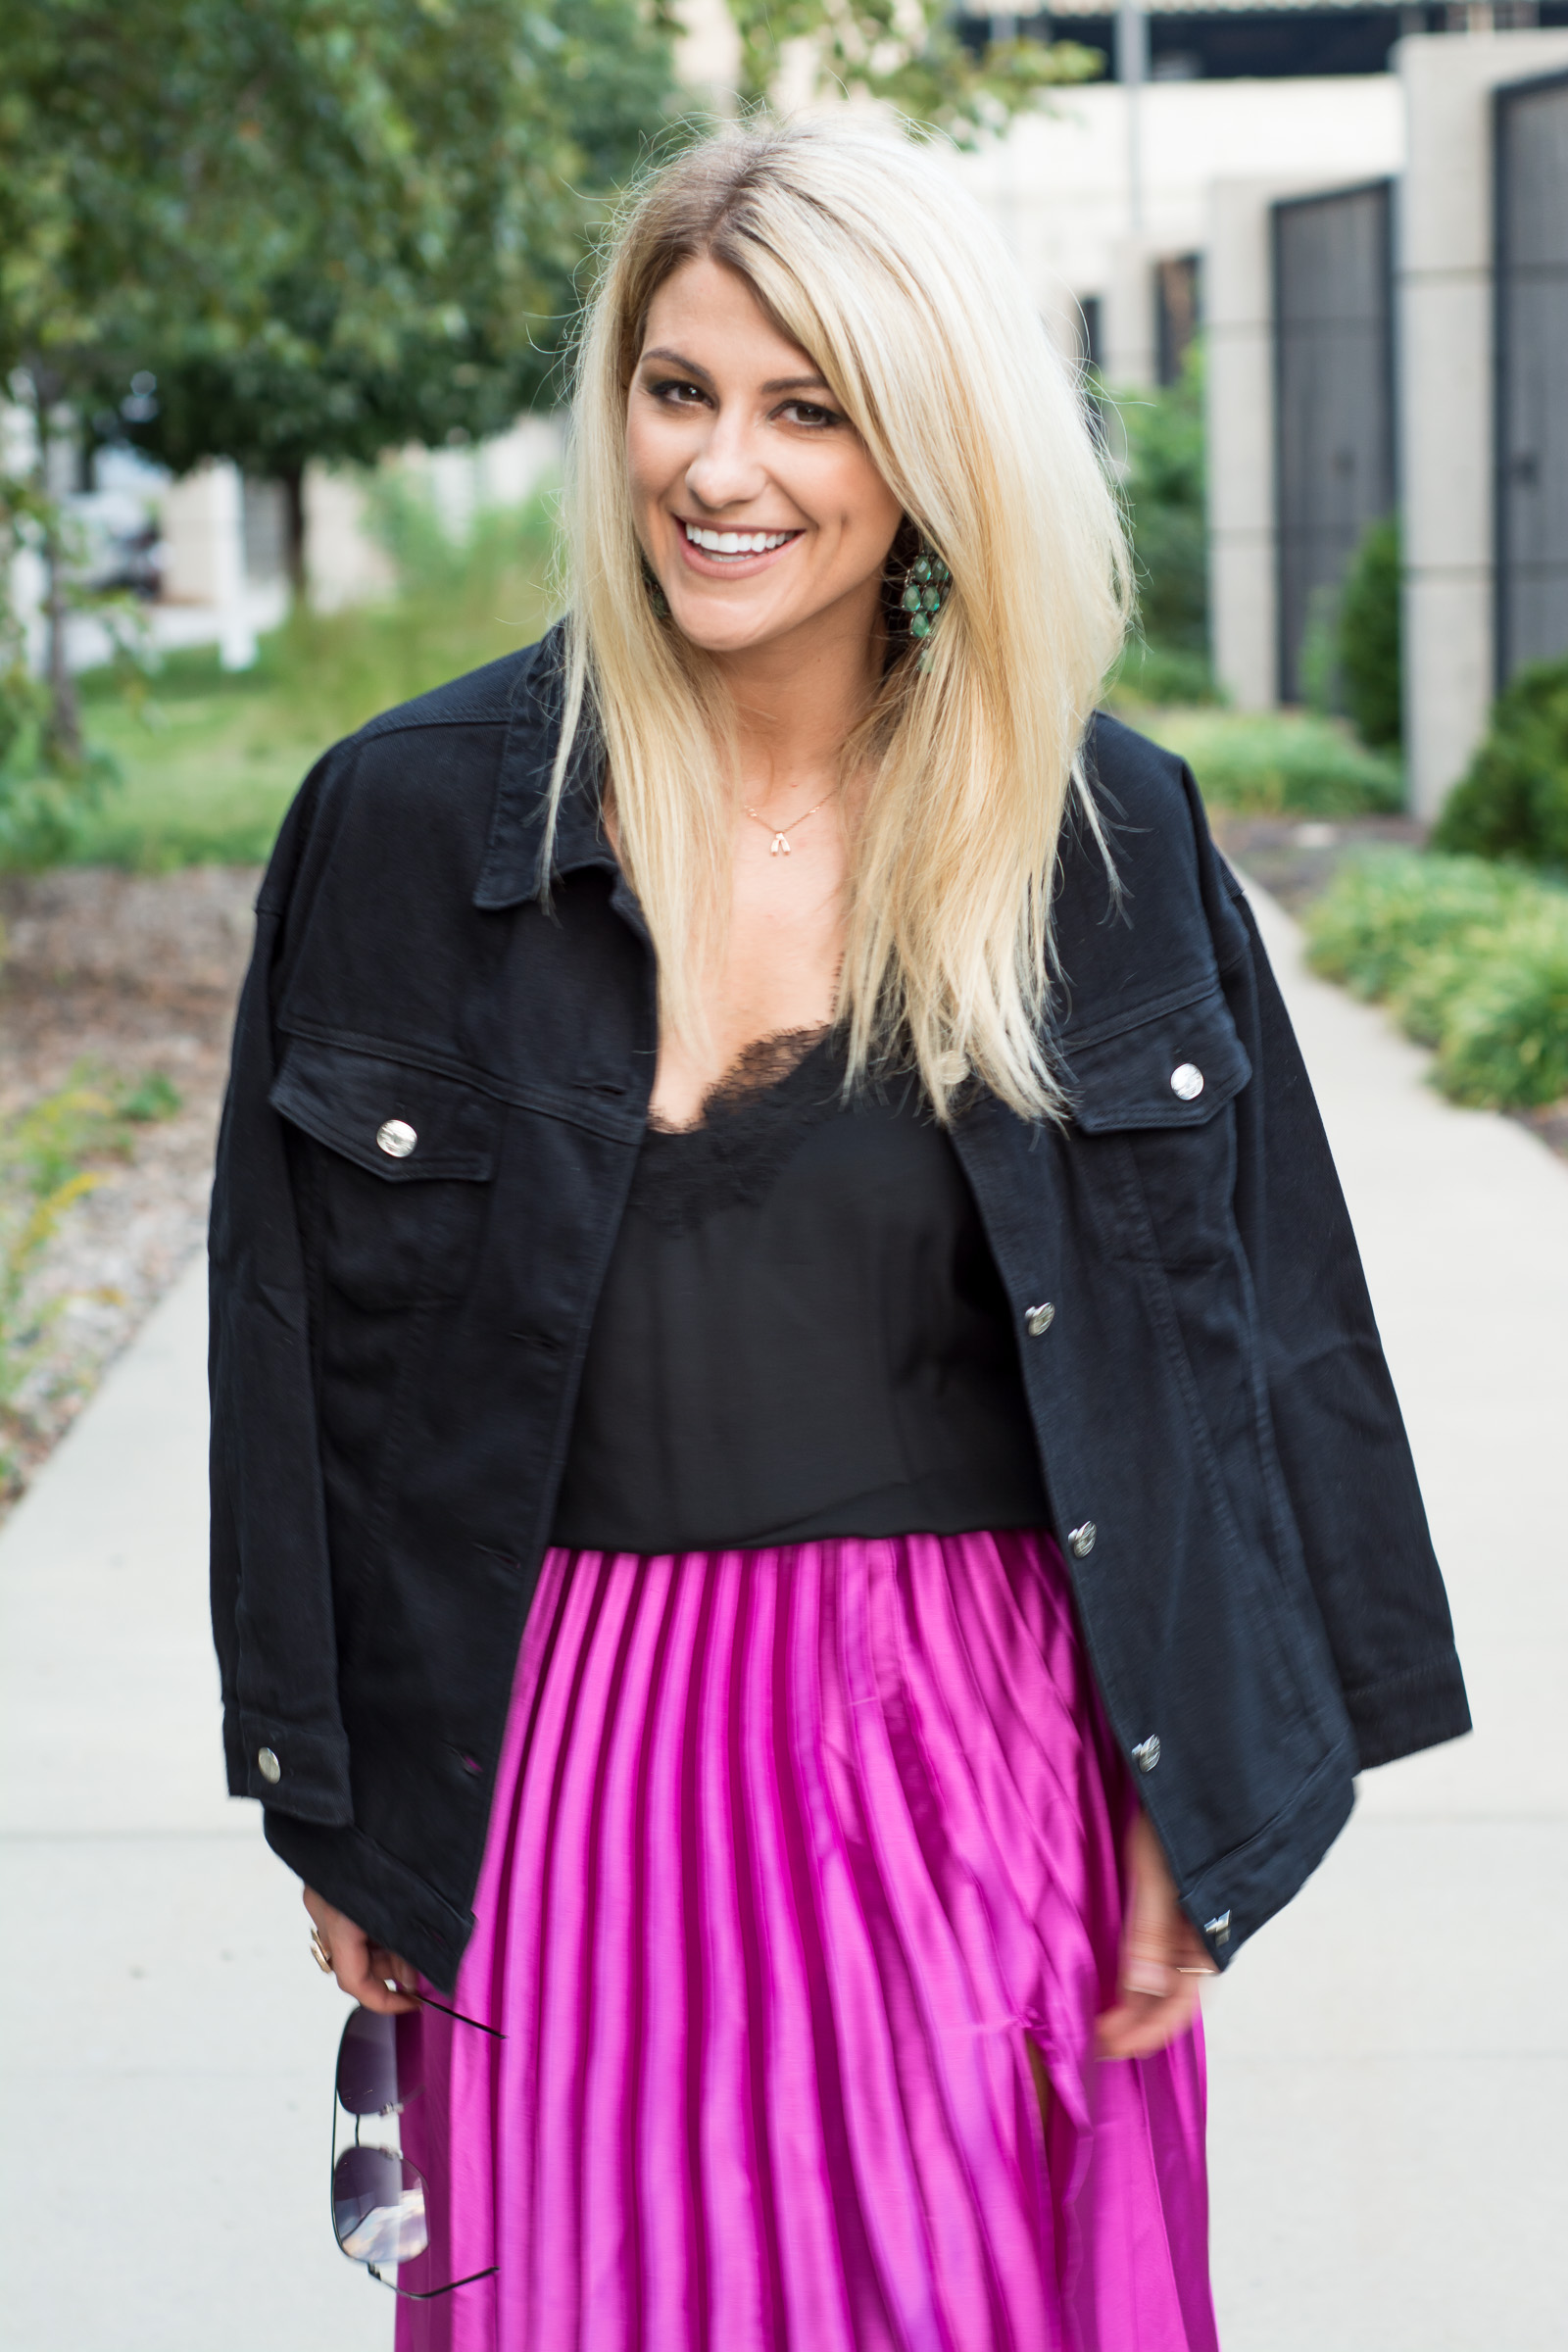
[683,411,768,514]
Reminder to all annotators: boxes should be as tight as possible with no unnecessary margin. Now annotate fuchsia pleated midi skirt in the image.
[395,1527,1217,2352]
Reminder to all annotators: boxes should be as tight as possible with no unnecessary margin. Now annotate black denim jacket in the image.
[210,635,1469,1990]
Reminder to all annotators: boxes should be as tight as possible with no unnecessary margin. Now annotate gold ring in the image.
[310,1926,334,1975]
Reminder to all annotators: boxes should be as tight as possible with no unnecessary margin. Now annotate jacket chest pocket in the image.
[1063,983,1251,1267]
[270,1037,502,1311]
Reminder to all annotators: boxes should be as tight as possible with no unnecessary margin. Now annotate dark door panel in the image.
[1273,181,1396,706]
[1496,71,1568,682]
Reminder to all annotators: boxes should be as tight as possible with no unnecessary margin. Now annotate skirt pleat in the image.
[395,1529,1218,2352]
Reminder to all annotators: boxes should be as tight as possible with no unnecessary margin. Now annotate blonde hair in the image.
[551,114,1130,1120]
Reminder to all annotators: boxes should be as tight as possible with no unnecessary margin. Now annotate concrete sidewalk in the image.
[1203,883,1568,2350]
[0,878,1563,2349]
[0,1261,387,2350]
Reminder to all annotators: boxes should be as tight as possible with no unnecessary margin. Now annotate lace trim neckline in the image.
[647,1025,837,1135]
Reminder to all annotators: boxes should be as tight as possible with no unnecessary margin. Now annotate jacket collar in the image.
[473,623,615,909]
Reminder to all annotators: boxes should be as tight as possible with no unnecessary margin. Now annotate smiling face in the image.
[626,255,905,663]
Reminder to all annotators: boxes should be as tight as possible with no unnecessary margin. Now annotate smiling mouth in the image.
[681,520,802,561]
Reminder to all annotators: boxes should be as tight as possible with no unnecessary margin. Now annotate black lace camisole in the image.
[551,1029,1050,1555]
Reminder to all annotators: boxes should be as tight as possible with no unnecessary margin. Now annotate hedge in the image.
[1303,849,1568,1109]
[1432,656,1568,873]
[1147,708,1403,816]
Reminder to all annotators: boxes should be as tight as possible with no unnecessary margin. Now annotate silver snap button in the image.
[1132,1735,1160,1773]
[376,1118,417,1159]
[1068,1521,1097,1558]
[1025,1301,1055,1338]
[257,1745,281,1785]
[1170,1063,1204,1102]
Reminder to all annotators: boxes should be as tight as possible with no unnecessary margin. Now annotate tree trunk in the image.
[280,464,308,604]
[37,412,82,775]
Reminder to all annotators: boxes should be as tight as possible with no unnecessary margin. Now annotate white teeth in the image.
[684,523,793,557]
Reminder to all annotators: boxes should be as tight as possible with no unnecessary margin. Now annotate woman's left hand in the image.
[303,1884,418,2015]
[1095,1809,1215,2061]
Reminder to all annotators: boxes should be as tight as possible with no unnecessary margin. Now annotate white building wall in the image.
[1396,27,1568,816]
[156,460,258,668]
[952,76,1405,377]
[672,0,741,107]
[160,462,246,610]
[301,469,399,616]
[304,416,564,614]
[1206,179,1294,710]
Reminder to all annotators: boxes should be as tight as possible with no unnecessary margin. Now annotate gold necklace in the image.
[740,792,837,857]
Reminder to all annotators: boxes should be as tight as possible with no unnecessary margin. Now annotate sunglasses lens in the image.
[337,2004,424,2115]
[332,2144,430,2266]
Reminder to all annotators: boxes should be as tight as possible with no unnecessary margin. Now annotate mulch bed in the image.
[1206,810,1428,915]
[0,866,258,1513]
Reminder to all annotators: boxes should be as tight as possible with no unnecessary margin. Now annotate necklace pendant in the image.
[771,832,789,856]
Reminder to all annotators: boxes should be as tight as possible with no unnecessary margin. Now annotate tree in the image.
[2,0,1098,749]
[106,3,1095,591]
[722,0,1102,131]
[85,0,680,590]
[0,0,201,763]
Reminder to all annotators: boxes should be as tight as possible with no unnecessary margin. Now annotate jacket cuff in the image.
[1345,1654,1472,1772]
[229,1709,355,1826]
[263,1813,473,1993]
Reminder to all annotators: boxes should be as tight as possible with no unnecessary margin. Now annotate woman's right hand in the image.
[1094,1810,1213,2061]
[303,1884,419,2014]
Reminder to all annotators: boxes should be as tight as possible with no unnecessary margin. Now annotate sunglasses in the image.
[332,1995,503,2298]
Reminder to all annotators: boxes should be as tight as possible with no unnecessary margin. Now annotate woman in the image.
[210,119,1468,2349]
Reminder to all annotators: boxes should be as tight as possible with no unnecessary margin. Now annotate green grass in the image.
[56,491,563,871]
[70,664,325,867]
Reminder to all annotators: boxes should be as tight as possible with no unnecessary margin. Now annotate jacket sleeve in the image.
[209,754,355,1827]
[1185,773,1472,1771]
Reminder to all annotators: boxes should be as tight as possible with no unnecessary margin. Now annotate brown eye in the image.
[649,376,708,407]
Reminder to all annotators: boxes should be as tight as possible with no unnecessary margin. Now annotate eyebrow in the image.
[639,346,831,396]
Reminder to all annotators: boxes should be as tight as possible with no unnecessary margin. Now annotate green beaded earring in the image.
[900,542,952,657]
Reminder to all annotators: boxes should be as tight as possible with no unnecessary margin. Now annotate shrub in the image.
[1304,848,1568,1108]
[1435,911,1568,1107]
[1144,708,1403,816]
[1338,514,1402,751]
[1432,656,1568,873]
[1107,638,1219,710]
[1111,342,1211,699]
[1304,850,1528,1001]
[0,760,119,872]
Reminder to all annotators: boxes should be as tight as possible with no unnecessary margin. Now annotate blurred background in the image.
[0,5,1564,2348]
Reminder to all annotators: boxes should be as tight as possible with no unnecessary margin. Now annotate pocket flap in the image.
[1063,985,1251,1132]
[270,1037,501,1181]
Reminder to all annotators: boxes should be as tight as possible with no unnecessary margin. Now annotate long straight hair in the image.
[551,115,1130,1121]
